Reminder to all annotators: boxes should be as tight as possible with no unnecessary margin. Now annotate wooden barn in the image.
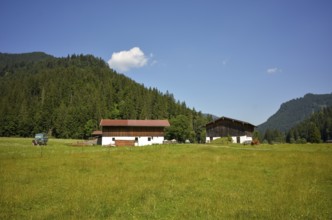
[206,116,255,144]
[100,119,170,146]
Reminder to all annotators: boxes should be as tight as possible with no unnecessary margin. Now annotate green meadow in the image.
[0,138,331,219]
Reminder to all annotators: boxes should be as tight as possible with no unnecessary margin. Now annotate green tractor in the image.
[32,133,48,146]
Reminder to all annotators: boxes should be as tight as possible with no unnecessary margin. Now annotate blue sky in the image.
[1,0,331,125]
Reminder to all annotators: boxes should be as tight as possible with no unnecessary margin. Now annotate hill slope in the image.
[0,52,209,139]
[257,93,332,133]
[0,52,54,76]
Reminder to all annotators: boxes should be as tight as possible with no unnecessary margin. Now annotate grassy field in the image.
[0,138,331,219]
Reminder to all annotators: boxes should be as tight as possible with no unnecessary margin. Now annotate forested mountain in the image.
[286,106,332,143]
[0,52,53,76]
[0,52,210,141]
[257,93,332,133]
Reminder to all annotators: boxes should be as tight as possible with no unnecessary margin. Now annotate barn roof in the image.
[100,119,170,127]
[206,116,255,127]
[91,130,102,136]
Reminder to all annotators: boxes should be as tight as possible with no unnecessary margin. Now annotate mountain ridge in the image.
[257,93,332,133]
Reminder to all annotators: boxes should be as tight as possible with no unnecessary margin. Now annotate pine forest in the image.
[0,53,210,142]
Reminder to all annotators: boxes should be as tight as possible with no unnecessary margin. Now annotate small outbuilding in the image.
[206,116,255,144]
[91,130,102,145]
[100,119,170,146]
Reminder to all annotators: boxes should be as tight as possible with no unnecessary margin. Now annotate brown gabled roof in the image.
[100,119,170,127]
[206,116,255,127]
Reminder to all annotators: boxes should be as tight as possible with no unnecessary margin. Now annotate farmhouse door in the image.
[115,140,135,147]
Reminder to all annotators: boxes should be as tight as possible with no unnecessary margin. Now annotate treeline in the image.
[0,53,211,142]
[261,106,332,144]
[286,106,332,143]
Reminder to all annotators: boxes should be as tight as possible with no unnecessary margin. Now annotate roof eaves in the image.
[206,116,256,127]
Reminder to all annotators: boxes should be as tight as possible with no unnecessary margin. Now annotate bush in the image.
[296,138,307,144]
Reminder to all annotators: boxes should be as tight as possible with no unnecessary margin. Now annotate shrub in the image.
[210,137,232,145]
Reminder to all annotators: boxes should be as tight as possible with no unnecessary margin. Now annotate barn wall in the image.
[102,126,165,137]
[206,120,254,138]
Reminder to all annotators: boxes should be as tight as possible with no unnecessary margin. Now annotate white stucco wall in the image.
[206,135,252,144]
[102,136,133,146]
[102,136,165,146]
[232,135,252,144]
[239,135,252,144]
[136,136,165,146]
[205,136,221,143]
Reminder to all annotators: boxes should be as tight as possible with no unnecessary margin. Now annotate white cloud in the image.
[108,47,148,72]
[266,67,282,74]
